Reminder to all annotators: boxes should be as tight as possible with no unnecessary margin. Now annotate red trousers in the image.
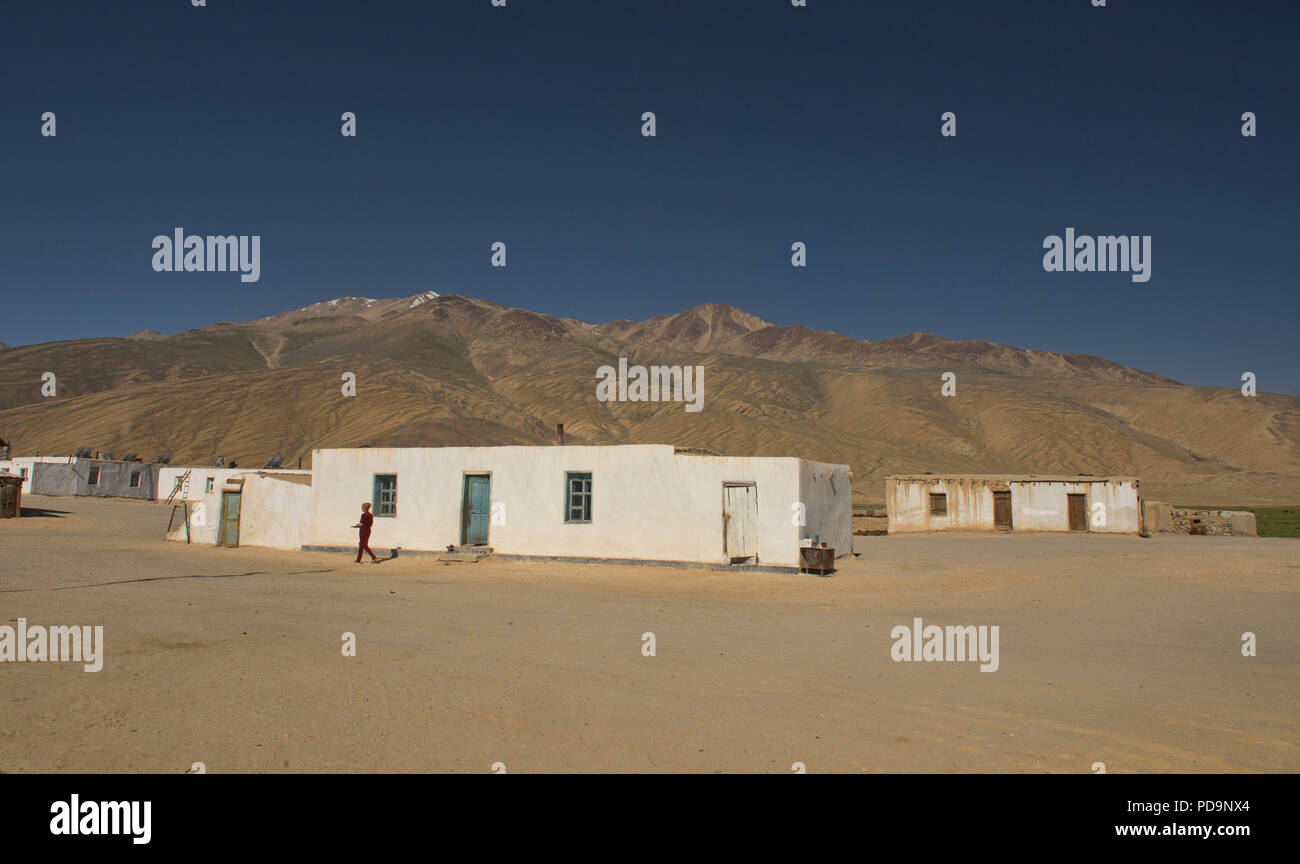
[357,531,377,562]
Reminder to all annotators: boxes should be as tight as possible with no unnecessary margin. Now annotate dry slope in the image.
[1,293,1297,505]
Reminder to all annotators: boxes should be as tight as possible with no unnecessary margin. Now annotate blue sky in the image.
[1,1,1296,393]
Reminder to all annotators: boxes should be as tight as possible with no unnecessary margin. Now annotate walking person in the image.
[353,502,379,563]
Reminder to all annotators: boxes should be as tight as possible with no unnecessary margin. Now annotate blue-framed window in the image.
[565,472,592,523]
[373,473,397,517]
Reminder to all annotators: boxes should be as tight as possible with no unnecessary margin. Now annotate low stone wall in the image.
[852,513,888,536]
[1174,509,1257,536]
[1143,501,1257,536]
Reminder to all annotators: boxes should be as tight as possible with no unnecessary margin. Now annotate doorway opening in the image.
[723,482,758,563]
[1067,493,1088,531]
[219,490,241,547]
[993,490,1012,531]
[461,474,492,545]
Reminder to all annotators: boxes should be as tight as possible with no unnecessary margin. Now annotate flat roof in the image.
[887,474,1139,483]
[313,444,826,460]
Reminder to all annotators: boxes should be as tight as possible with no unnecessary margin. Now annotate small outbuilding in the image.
[29,459,159,500]
[165,471,313,549]
[886,474,1142,534]
[0,473,21,518]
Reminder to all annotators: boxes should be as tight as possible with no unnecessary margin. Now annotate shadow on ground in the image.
[18,507,70,518]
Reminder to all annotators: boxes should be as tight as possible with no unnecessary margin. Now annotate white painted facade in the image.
[165,472,311,550]
[159,465,309,501]
[305,445,852,569]
[886,475,1141,534]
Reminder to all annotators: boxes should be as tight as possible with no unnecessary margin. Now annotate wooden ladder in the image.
[165,469,191,505]
[165,469,192,543]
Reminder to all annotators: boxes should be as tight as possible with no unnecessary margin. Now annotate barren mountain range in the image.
[2,292,1297,505]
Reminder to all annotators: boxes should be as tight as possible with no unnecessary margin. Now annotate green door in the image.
[220,491,241,547]
[461,475,491,545]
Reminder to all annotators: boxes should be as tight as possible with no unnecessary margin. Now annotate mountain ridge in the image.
[1,292,1294,506]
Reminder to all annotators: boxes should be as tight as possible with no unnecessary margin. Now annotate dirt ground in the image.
[2,494,1296,773]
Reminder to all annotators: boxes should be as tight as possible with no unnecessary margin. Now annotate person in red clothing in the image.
[353,502,378,563]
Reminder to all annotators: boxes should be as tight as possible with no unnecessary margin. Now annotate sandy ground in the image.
[1,494,1297,773]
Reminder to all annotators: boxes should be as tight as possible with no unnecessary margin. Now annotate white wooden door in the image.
[723,483,758,562]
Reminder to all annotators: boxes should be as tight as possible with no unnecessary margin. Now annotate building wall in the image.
[29,461,159,500]
[887,477,1141,534]
[167,490,219,545]
[887,477,996,532]
[306,445,825,568]
[238,474,312,549]
[799,460,854,555]
[1012,480,1139,533]
[1142,502,1258,536]
[164,473,312,550]
[0,457,70,495]
[159,465,310,501]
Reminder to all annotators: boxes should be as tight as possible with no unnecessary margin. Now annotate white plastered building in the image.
[168,444,853,572]
[885,474,1142,534]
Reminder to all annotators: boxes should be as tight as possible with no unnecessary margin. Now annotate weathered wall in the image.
[165,489,220,545]
[1224,511,1257,536]
[235,474,312,549]
[888,477,1141,534]
[29,461,158,500]
[799,460,854,557]
[307,445,832,568]
[0,457,70,495]
[1012,480,1139,533]
[887,477,996,533]
[1143,500,1176,534]
[165,472,312,549]
[1174,508,1257,536]
[1139,501,1257,536]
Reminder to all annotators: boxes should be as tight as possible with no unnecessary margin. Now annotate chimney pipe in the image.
[556,423,565,445]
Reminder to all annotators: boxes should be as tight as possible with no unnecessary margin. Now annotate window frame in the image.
[372,473,398,517]
[929,492,948,516]
[563,471,593,524]
[129,470,141,489]
[87,465,100,486]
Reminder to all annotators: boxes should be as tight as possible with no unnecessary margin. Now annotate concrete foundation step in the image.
[438,545,494,563]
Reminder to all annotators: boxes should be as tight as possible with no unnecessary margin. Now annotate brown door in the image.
[219,491,241,547]
[993,491,1012,530]
[1067,494,1088,531]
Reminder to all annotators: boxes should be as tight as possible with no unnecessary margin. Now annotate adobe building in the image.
[167,444,853,573]
[167,470,313,549]
[885,474,1142,534]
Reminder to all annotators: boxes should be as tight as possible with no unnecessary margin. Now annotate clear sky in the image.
[2,1,1296,393]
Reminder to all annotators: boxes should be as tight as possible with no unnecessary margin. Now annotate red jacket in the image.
[359,511,373,536]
